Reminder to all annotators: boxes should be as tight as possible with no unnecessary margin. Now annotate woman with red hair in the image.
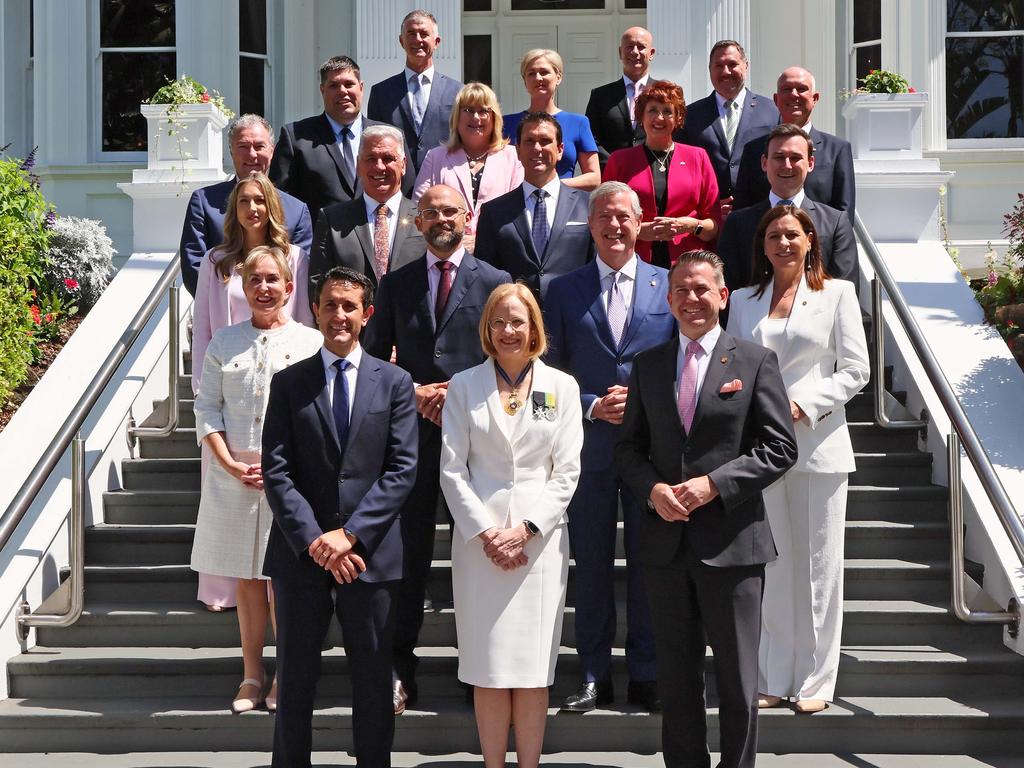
[604,80,721,268]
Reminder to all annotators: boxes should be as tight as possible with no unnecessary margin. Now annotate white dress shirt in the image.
[675,324,722,401]
[769,189,806,207]
[363,191,403,257]
[522,177,561,233]
[321,343,363,419]
[325,113,363,162]
[715,87,747,128]
[426,246,466,305]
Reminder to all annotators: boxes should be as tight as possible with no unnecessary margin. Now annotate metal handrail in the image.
[855,213,1024,634]
[1,258,182,635]
[871,277,927,430]
[127,281,181,451]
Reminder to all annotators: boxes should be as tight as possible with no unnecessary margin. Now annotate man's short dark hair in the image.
[516,111,563,146]
[668,249,726,288]
[709,39,747,63]
[764,123,814,158]
[319,55,360,84]
[315,266,374,308]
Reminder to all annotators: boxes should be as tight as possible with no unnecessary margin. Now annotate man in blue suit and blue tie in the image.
[261,266,418,768]
[545,181,676,713]
[367,10,463,174]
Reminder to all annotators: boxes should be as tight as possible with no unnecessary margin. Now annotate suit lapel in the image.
[437,254,479,334]
[308,357,342,454]
[710,104,730,158]
[543,186,575,265]
[510,359,548,446]
[452,152,475,211]
[653,338,686,447]
[389,198,420,270]
[665,143,690,220]
[580,263,617,353]
[422,73,447,132]
[613,81,632,131]
[346,353,381,450]
[775,274,813,364]
[409,259,435,334]
[479,359,513,443]
[352,203,375,270]
[688,331,736,438]
[620,262,666,352]
[511,190,541,265]
[319,114,356,197]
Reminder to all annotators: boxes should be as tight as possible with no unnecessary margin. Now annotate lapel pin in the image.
[650,279,657,286]
[720,356,728,364]
[802,300,807,306]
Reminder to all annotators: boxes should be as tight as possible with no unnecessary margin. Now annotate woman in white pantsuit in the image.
[727,205,869,713]
[441,283,583,768]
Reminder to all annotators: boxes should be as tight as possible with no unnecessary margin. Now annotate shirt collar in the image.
[769,189,806,207]
[405,65,435,85]
[679,323,721,357]
[325,112,362,139]
[522,177,562,203]
[623,73,650,91]
[596,254,638,283]
[363,191,403,220]
[715,87,747,111]
[321,342,363,372]
[426,246,466,271]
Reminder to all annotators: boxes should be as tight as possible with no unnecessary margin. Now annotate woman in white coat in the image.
[727,205,869,713]
[440,282,583,768]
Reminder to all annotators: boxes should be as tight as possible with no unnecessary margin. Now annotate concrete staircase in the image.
[3,371,1024,763]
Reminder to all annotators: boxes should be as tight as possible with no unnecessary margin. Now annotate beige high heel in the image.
[265,676,278,712]
[231,677,265,714]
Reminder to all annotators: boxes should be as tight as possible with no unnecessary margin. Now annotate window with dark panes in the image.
[464,35,493,87]
[100,0,176,153]
[851,0,882,88]
[463,0,492,11]
[946,0,1023,141]
[510,0,604,9]
[240,0,268,117]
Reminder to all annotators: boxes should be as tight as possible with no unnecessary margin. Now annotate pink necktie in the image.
[677,340,702,432]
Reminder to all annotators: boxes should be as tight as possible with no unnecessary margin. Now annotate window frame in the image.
[239,0,272,119]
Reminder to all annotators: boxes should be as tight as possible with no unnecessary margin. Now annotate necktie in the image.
[373,203,390,278]
[777,198,795,206]
[607,272,627,347]
[332,358,351,448]
[339,125,355,181]
[628,81,644,129]
[435,260,453,325]
[531,189,549,258]
[410,74,427,133]
[677,340,702,432]
[724,99,739,153]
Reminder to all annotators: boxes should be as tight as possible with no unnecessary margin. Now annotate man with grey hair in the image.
[544,181,675,713]
[733,66,856,223]
[309,124,424,295]
[271,56,413,221]
[178,113,312,296]
[367,10,463,173]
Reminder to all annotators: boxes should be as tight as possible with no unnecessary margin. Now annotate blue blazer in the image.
[178,179,312,296]
[367,71,464,173]
[363,252,511,385]
[544,259,676,470]
[261,350,418,584]
[674,89,779,200]
[732,127,856,224]
[473,183,595,304]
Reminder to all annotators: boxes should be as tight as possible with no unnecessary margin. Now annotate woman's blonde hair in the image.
[240,244,294,285]
[214,172,290,281]
[478,282,548,360]
[520,48,564,81]
[446,82,506,153]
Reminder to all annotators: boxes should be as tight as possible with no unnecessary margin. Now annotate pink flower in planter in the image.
[988,272,999,286]
[201,92,211,103]
[64,278,80,291]
[908,87,916,93]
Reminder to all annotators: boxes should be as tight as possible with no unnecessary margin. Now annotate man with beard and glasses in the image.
[364,183,511,714]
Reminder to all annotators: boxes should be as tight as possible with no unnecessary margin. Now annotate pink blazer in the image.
[413,143,524,233]
[191,243,314,394]
[604,142,721,264]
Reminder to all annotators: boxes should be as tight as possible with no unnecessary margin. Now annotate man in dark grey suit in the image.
[585,26,655,167]
[473,112,594,304]
[363,183,511,714]
[310,124,424,295]
[674,40,779,218]
[717,123,859,294]
[367,10,463,174]
[270,56,414,221]
[733,66,856,222]
[616,250,797,768]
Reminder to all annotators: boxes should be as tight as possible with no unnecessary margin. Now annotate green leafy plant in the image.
[969,195,1024,366]
[858,69,915,95]
[147,74,233,118]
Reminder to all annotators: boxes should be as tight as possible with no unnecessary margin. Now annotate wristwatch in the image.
[693,222,704,237]
[523,519,540,537]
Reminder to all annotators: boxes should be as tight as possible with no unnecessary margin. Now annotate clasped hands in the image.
[478,525,531,571]
[648,216,701,242]
[416,381,448,426]
[592,385,628,424]
[308,528,365,584]
[649,475,719,522]
[226,460,263,490]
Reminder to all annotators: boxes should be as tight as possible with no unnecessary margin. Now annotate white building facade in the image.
[0,0,1020,268]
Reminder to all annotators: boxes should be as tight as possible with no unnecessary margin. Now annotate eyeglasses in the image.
[417,206,466,221]
[488,317,528,332]
[461,107,493,117]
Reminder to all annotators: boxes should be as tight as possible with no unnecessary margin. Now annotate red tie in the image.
[435,260,453,325]
[373,204,390,279]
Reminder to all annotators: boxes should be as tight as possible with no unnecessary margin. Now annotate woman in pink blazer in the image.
[190,172,314,614]
[604,80,721,268]
[413,82,524,251]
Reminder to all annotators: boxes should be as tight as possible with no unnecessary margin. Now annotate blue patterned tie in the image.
[410,74,426,133]
[532,189,549,258]
[339,125,355,180]
[332,359,351,448]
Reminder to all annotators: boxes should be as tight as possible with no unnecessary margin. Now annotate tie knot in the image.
[726,99,737,110]
[778,199,795,207]
[340,125,353,140]
[376,203,388,217]
[334,358,350,373]
[686,340,703,358]
[436,259,453,273]
[533,189,547,201]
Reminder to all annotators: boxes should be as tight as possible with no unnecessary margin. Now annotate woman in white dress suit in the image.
[191,172,314,613]
[727,205,869,713]
[440,283,583,768]
[191,245,322,713]
[413,82,524,252]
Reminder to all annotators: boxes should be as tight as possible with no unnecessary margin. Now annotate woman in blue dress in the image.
[503,48,600,191]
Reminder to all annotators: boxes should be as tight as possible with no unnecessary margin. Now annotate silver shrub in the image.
[44,216,116,308]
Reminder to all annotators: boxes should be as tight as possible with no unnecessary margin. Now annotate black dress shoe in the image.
[627,680,661,712]
[561,680,614,712]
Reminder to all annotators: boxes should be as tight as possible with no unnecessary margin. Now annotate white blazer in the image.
[728,276,869,473]
[440,358,583,542]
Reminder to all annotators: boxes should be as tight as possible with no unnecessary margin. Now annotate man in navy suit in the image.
[545,182,676,713]
[733,66,856,222]
[585,26,655,167]
[364,183,511,713]
[367,10,464,174]
[473,112,594,305]
[178,114,312,296]
[674,40,779,218]
[717,123,859,294]
[616,250,797,768]
[262,266,418,768]
[270,56,415,221]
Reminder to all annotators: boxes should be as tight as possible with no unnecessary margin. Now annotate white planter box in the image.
[141,102,230,173]
[842,92,929,162]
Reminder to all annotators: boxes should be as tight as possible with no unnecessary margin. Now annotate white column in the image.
[275,0,319,126]
[32,0,90,165]
[647,0,693,93]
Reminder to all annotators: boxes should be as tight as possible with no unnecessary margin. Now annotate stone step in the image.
[101,490,201,525]
[138,429,200,459]
[846,421,920,451]
[121,459,200,492]
[85,524,194,565]
[0,693,1021,754]
[849,453,932,485]
[846,485,947,522]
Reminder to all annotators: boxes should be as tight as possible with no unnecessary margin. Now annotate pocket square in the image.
[566,221,588,226]
[719,379,743,393]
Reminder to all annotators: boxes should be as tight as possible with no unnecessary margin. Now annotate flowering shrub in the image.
[43,216,115,309]
[858,69,915,95]
[970,195,1024,365]
[0,145,53,403]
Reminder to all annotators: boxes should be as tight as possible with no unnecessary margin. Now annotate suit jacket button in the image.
[434,350,442,358]
[617,357,623,365]
[539,270,545,276]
